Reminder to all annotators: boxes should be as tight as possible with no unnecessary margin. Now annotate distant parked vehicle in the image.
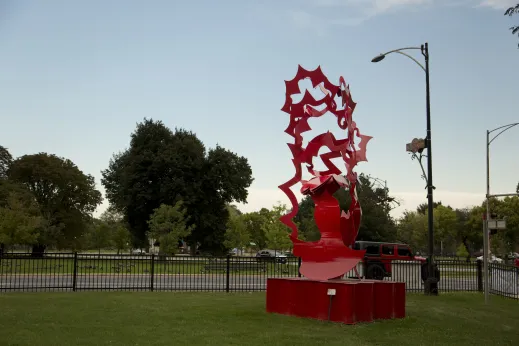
[353,241,431,281]
[476,255,503,264]
[131,249,146,255]
[255,250,287,264]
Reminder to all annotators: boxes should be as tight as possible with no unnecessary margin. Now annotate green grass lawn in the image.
[0,292,518,346]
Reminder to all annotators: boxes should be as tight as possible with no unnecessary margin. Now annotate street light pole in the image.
[484,122,519,304]
[423,43,435,294]
[371,42,437,295]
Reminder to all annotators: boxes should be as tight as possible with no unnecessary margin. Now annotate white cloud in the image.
[311,0,432,15]
[477,0,518,10]
[290,0,514,30]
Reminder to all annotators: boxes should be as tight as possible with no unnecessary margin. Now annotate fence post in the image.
[297,257,302,278]
[477,259,483,292]
[226,254,230,293]
[150,254,155,292]
[72,252,78,292]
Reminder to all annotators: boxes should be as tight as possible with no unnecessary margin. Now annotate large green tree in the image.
[0,190,43,255]
[455,207,482,258]
[241,208,271,250]
[101,119,253,254]
[8,153,102,255]
[396,210,427,252]
[0,145,13,179]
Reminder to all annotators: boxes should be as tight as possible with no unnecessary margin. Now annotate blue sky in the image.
[1,0,518,218]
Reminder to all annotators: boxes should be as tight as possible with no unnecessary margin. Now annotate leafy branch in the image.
[505,4,519,48]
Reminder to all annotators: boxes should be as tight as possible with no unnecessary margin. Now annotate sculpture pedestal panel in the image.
[266,277,405,325]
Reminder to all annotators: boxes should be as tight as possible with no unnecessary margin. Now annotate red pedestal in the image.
[266,277,405,324]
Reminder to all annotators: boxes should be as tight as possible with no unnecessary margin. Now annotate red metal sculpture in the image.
[279,65,372,281]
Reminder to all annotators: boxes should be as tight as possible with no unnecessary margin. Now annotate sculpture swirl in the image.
[278,65,372,281]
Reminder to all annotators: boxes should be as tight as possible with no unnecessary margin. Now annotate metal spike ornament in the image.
[278,65,373,281]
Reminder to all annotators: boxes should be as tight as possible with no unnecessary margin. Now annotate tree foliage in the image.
[101,119,253,254]
[505,4,519,47]
[8,153,102,254]
[294,174,398,243]
[147,201,194,256]
[0,190,43,250]
[0,145,13,179]
[241,208,271,250]
[223,205,250,252]
[262,204,292,251]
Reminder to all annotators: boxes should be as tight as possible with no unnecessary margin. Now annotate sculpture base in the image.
[266,277,405,324]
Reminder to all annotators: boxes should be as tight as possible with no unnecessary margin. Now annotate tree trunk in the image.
[462,236,471,263]
[0,243,4,263]
[31,244,46,258]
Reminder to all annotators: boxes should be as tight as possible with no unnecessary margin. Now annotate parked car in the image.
[131,248,147,255]
[476,255,503,263]
[255,250,287,264]
[353,241,431,281]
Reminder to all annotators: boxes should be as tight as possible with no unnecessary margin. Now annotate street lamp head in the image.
[371,54,386,63]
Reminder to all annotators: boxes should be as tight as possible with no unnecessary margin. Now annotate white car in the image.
[477,255,503,263]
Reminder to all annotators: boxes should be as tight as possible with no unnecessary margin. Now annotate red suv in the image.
[353,241,427,280]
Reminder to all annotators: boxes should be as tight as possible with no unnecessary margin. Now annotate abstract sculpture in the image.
[278,65,373,281]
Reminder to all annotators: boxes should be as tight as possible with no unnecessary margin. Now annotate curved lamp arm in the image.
[371,47,425,73]
[394,51,426,73]
[488,123,519,145]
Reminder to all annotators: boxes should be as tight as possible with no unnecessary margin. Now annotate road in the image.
[2,262,513,293]
[0,273,480,293]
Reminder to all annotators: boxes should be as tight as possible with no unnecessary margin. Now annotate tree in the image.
[242,208,271,250]
[112,223,131,254]
[396,211,427,253]
[505,4,519,47]
[416,201,443,215]
[456,243,469,259]
[433,205,458,255]
[223,205,250,253]
[147,201,194,256]
[101,119,253,254]
[8,153,102,256]
[0,190,43,253]
[294,195,320,241]
[495,196,519,254]
[262,204,292,252]
[88,220,112,256]
[455,208,480,259]
[0,145,13,179]
[292,174,398,244]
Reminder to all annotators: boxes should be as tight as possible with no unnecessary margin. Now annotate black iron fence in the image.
[0,253,517,299]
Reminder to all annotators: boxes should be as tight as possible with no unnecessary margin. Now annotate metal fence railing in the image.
[488,262,519,299]
[0,253,517,300]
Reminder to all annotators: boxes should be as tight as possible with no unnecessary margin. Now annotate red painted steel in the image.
[278,66,372,281]
[266,278,405,324]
